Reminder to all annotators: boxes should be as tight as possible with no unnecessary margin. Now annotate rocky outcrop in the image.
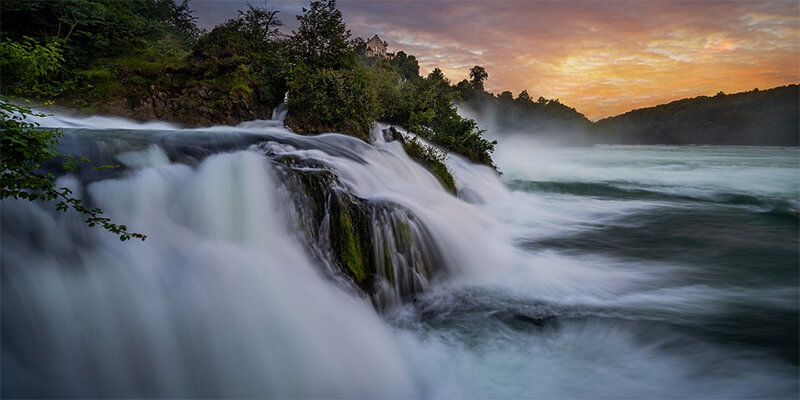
[97,74,272,127]
[266,148,443,310]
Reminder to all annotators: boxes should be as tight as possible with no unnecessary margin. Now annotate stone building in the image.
[365,35,394,59]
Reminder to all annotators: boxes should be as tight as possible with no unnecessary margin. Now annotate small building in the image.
[365,35,394,59]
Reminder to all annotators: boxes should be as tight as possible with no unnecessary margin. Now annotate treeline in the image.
[0,0,496,168]
[455,66,594,144]
[593,85,800,145]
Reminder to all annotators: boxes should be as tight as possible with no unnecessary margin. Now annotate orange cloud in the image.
[192,0,799,120]
[340,0,800,120]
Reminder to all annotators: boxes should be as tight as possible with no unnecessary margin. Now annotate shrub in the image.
[285,63,378,140]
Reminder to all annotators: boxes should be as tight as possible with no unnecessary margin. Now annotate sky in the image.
[191,0,800,120]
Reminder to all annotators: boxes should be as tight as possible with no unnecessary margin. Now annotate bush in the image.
[0,36,65,97]
[285,63,378,140]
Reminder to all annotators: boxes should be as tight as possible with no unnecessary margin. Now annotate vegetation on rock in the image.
[1,0,497,169]
[402,138,456,194]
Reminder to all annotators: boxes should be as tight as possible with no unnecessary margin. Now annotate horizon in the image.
[190,0,800,120]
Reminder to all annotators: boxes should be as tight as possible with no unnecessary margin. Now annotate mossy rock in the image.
[335,204,367,282]
[402,140,457,194]
[269,148,442,306]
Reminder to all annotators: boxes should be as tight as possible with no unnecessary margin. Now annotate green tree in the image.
[391,51,419,81]
[469,65,488,91]
[498,91,513,101]
[0,36,65,97]
[225,2,283,45]
[290,0,354,69]
[0,35,145,240]
[285,63,378,140]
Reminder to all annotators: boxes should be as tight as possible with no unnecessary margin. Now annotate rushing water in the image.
[2,114,798,398]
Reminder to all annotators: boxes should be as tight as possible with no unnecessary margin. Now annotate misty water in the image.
[2,113,798,398]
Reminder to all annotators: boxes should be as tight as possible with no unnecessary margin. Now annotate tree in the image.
[0,35,145,241]
[469,65,488,91]
[517,90,532,103]
[350,36,366,56]
[291,0,354,69]
[1,99,146,241]
[391,51,419,81]
[226,2,283,45]
[285,63,378,140]
[0,36,64,97]
[427,67,448,84]
[167,0,202,43]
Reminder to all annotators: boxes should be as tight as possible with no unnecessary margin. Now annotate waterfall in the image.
[4,111,798,398]
[2,111,507,396]
[271,92,289,122]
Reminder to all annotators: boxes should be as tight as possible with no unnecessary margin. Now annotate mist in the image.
[458,102,597,148]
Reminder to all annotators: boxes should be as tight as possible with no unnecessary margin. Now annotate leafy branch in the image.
[1,97,146,241]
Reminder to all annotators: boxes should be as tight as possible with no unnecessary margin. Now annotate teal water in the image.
[387,144,799,397]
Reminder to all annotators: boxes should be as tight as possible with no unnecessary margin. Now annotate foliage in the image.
[594,85,800,145]
[2,0,497,168]
[456,68,592,144]
[355,57,496,166]
[498,91,514,101]
[0,37,65,97]
[225,3,283,44]
[290,0,355,69]
[286,63,378,140]
[391,51,420,81]
[469,65,488,91]
[402,138,456,194]
[406,69,496,167]
[0,0,201,67]
[0,98,146,241]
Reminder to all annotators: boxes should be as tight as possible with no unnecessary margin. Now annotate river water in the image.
[2,114,798,398]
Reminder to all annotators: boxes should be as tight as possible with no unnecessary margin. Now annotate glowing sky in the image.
[192,0,800,120]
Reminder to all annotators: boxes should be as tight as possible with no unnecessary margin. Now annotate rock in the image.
[268,149,443,310]
[381,126,405,143]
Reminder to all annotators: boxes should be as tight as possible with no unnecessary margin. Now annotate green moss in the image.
[402,139,457,194]
[80,67,113,80]
[394,221,412,245]
[428,162,456,194]
[337,207,367,283]
[383,240,394,285]
[230,83,253,96]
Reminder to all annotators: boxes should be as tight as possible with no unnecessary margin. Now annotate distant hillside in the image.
[456,86,594,145]
[594,85,799,145]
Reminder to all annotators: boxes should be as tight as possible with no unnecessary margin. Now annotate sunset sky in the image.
[192,0,800,120]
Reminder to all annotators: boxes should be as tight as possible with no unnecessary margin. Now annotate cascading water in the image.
[271,92,289,122]
[2,112,798,398]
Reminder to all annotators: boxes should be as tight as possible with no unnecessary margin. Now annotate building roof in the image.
[366,35,385,48]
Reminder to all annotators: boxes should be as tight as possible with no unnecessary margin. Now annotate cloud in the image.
[191,0,800,119]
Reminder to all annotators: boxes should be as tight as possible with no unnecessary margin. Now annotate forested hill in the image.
[1,0,497,175]
[455,76,593,145]
[593,85,799,146]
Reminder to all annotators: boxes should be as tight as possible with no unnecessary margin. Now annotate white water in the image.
[3,113,798,398]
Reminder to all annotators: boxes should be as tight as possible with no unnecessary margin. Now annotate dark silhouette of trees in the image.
[469,65,488,91]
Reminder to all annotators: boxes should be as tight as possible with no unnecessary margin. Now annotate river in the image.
[2,113,798,398]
